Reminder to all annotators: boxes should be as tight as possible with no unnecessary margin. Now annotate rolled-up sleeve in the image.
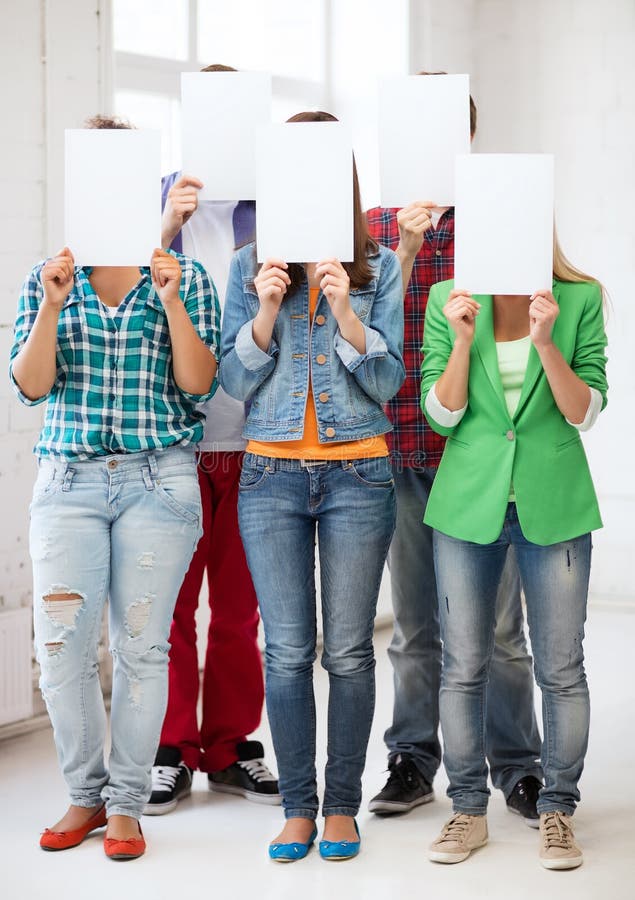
[9,264,54,406]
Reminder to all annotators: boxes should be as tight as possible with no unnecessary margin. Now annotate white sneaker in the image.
[539,811,583,870]
[429,813,488,864]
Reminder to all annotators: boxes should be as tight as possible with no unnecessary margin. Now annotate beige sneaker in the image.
[428,813,488,863]
[539,811,583,870]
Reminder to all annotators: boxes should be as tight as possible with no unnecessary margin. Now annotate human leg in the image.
[30,459,111,831]
[237,455,318,824]
[106,448,201,823]
[510,518,591,816]
[382,467,442,784]
[200,452,268,777]
[487,546,543,805]
[317,457,396,831]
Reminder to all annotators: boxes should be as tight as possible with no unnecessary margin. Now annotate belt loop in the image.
[147,453,159,476]
[61,467,75,492]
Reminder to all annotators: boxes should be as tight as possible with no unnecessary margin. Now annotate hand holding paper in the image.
[529,290,559,348]
[443,288,481,345]
[162,175,204,247]
[41,248,75,309]
[252,258,290,352]
[151,249,182,306]
[396,202,436,259]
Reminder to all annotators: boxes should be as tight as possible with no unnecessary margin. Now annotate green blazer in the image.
[420,279,608,546]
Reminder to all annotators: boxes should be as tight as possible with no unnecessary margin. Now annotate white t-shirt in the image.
[182,201,247,451]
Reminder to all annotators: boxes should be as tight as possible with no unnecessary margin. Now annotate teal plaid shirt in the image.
[10,252,220,460]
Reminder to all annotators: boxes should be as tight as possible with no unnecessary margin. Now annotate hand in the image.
[151,249,182,306]
[254,258,290,315]
[41,247,75,309]
[162,175,203,245]
[442,288,480,346]
[529,290,559,348]
[315,258,351,325]
[396,201,435,259]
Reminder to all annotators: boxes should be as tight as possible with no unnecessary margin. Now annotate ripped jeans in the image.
[30,446,201,819]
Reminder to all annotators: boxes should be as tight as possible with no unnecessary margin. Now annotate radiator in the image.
[0,607,34,726]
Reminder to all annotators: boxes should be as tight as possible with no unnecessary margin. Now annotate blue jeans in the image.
[386,468,542,795]
[434,503,591,816]
[238,453,396,819]
[30,446,202,819]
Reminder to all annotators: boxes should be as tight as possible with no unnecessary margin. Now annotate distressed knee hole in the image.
[42,587,85,627]
[128,677,143,709]
[45,641,64,656]
[125,595,154,638]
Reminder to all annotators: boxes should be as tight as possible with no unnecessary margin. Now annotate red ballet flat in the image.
[104,825,146,861]
[40,805,107,851]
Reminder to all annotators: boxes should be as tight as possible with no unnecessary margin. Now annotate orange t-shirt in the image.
[247,288,388,460]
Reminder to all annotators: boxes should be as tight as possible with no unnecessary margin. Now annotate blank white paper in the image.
[255,122,354,263]
[181,72,271,201]
[378,74,471,207]
[65,129,161,267]
[454,154,554,295]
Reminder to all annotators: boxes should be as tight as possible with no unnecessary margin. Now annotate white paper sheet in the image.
[65,129,161,267]
[378,74,471,207]
[255,122,354,263]
[454,154,554,294]
[181,72,271,201]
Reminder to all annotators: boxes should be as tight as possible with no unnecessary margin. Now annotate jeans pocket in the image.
[346,457,394,488]
[239,456,270,491]
[154,473,201,526]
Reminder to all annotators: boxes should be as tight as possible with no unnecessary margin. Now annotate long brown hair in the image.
[283,111,378,289]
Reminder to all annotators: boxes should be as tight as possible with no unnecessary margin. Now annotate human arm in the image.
[421,282,477,436]
[10,248,75,403]
[161,174,204,249]
[218,250,283,401]
[395,201,434,294]
[330,249,406,404]
[530,287,607,427]
[151,249,218,399]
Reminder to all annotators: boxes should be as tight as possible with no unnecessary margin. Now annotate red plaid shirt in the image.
[366,206,455,470]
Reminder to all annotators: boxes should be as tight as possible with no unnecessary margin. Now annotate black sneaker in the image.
[506,775,542,828]
[208,740,281,805]
[368,754,434,814]
[143,746,193,816]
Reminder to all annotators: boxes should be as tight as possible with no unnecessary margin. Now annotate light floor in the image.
[1,604,633,900]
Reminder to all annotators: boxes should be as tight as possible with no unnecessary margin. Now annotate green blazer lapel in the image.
[513,282,560,421]
[473,295,507,413]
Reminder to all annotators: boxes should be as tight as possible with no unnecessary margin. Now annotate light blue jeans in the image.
[434,503,591,816]
[238,454,396,819]
[386,467,542,795]
[30,446,202,819]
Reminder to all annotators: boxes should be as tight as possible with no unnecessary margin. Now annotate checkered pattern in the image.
[10,252,220,460]
[367,207,455,470]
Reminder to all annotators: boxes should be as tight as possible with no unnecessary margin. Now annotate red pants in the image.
[159,451,264,771]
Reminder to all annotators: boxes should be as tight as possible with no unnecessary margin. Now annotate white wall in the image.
[411,0,635,603]
[0,0,109,616]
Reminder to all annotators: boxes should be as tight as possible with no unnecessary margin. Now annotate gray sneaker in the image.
[539,811,583,870]
[428,813,488,864]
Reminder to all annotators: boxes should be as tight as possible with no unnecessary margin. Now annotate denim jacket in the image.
[219,242,405,443]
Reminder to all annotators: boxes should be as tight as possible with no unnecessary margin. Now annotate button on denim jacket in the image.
[219,242,405,443]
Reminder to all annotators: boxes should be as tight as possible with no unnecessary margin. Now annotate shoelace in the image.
[542,811,575,850]
[151,764,182,791]
[237,757,277,783]
[386,759,417,791]
[437,814,473,845]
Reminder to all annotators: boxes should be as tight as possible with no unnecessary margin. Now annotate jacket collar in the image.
[473,281,561,422]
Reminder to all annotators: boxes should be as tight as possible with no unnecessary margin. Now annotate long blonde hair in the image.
[553,227,609,308]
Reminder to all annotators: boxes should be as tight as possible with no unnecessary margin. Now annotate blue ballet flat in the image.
[319,820,361,861]
[269,825,318,863]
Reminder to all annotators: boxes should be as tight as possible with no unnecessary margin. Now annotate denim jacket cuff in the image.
[235,320,279,371]
[333,324,388,372]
